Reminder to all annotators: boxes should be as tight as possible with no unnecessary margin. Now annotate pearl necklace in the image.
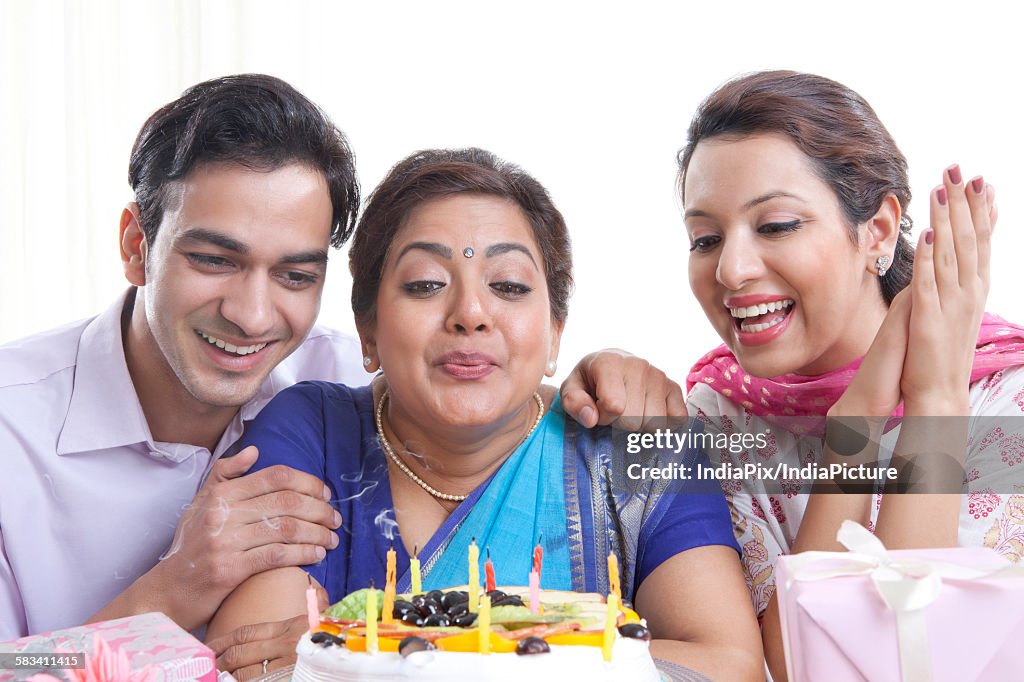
[375,390,545,502]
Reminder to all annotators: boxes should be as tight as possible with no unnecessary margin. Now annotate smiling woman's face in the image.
[361,193,562,432]
[684,133,887,378]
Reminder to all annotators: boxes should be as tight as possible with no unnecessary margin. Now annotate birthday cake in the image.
[293,586,663,681]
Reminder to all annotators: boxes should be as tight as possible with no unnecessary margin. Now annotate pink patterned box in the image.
[777,545,1024,682]
[0,612,216,682]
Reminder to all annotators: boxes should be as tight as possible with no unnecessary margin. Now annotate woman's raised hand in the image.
[899,165,994,414]
[830,286,911,419]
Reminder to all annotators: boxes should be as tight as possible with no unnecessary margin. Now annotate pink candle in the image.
[484,549,496,593]
[306,578,320,632]
[528,570,540,613]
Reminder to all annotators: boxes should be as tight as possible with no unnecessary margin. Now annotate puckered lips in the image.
[196,329,275,371]
[435,350,499,380]
[724,294,796,347]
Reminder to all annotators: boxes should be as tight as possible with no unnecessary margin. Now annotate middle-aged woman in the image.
[677,70,1024,679]
[207,148,763,680]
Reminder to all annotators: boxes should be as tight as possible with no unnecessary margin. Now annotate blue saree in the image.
[241,383,737,603]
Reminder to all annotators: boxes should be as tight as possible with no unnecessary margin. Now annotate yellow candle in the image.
[366,585,378,654]
[382,546,397,624]
[602,592,618,662]
[468,539,480,613]
[410,546,422,595]
[607,551,621,600]
[478,594,491,655]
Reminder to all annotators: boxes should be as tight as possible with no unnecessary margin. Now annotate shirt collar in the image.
[57,290,156,457]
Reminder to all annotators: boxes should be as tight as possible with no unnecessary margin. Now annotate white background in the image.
[1,0,1020,383]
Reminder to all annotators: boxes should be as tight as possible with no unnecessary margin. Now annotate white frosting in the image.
[293,632,662,681]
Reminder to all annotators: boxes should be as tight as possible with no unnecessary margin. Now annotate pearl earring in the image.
[363,356,373,367]
[546,361,557,374]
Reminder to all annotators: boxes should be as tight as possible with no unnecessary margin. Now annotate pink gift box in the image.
[776,546,1024,682]
[0,612,216,682]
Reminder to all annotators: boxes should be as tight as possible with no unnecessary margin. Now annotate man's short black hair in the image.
[128,73,358,248]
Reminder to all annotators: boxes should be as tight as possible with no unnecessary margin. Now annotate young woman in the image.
[677,70,1024,679]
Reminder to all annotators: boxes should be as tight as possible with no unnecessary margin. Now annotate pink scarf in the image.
[687,313,1024,419]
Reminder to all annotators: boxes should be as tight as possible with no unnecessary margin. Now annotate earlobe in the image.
[864,194,901,273]
[120,204,147,286]
[357,325,380,373]
[546,320,565,377]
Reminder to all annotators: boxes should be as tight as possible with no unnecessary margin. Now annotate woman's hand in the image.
[206,567,318,679]
[830,286,912,419]
[207,613,314,679]
[900,166,993,414]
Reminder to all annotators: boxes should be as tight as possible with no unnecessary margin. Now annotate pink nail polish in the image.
[947,165,962,184]
[971,176,984,193]
[925,229,934,245]
[937,186,947,206]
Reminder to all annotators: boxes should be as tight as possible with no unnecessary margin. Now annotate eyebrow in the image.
[178,227,328,266]
[395,241,454,264]
[179,228,249,254]
[684,191,806,219]
[394,241,539,269]
[485,242,538,268]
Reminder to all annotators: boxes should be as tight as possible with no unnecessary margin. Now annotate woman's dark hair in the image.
[128,73,359,248]
[677,70,913,304]
[350,147,573,324]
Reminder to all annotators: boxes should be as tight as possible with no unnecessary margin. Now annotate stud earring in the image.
[363,356,373,367]
[876,255,890,278]
[546,361,557,375]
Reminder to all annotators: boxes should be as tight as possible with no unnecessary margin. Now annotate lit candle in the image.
[468,539,480,614]
[410,545,422,596]
[382,545,397,625]
[533,535,544,582]
[484,548,496,593]
[602,592,619,662]
[305,575,320,633]
[478,594,491,655]
[366,581,378,654]
[607,551,621,600]
[528,570,540,613]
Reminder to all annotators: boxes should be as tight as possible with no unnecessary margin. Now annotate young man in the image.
[0,75,683,668]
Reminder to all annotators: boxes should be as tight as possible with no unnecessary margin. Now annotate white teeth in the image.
[197,331,268,356]
[729,299,793,319]
[741,318,785,333]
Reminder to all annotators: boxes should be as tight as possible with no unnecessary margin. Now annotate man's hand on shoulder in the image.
[89,446,340,630]
[560,349,685,431]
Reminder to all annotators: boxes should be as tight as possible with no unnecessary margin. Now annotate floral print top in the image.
[687,365,1024,618]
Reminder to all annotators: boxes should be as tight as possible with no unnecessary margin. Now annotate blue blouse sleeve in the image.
[633,429,740,591]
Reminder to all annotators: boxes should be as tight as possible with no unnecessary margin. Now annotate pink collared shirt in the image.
[0,290,368,638]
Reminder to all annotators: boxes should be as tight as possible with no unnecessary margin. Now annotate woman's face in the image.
[684,133,887,377]
[363,193,562,432]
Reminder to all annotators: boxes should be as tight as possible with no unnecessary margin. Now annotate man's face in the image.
[127,161,333,409]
